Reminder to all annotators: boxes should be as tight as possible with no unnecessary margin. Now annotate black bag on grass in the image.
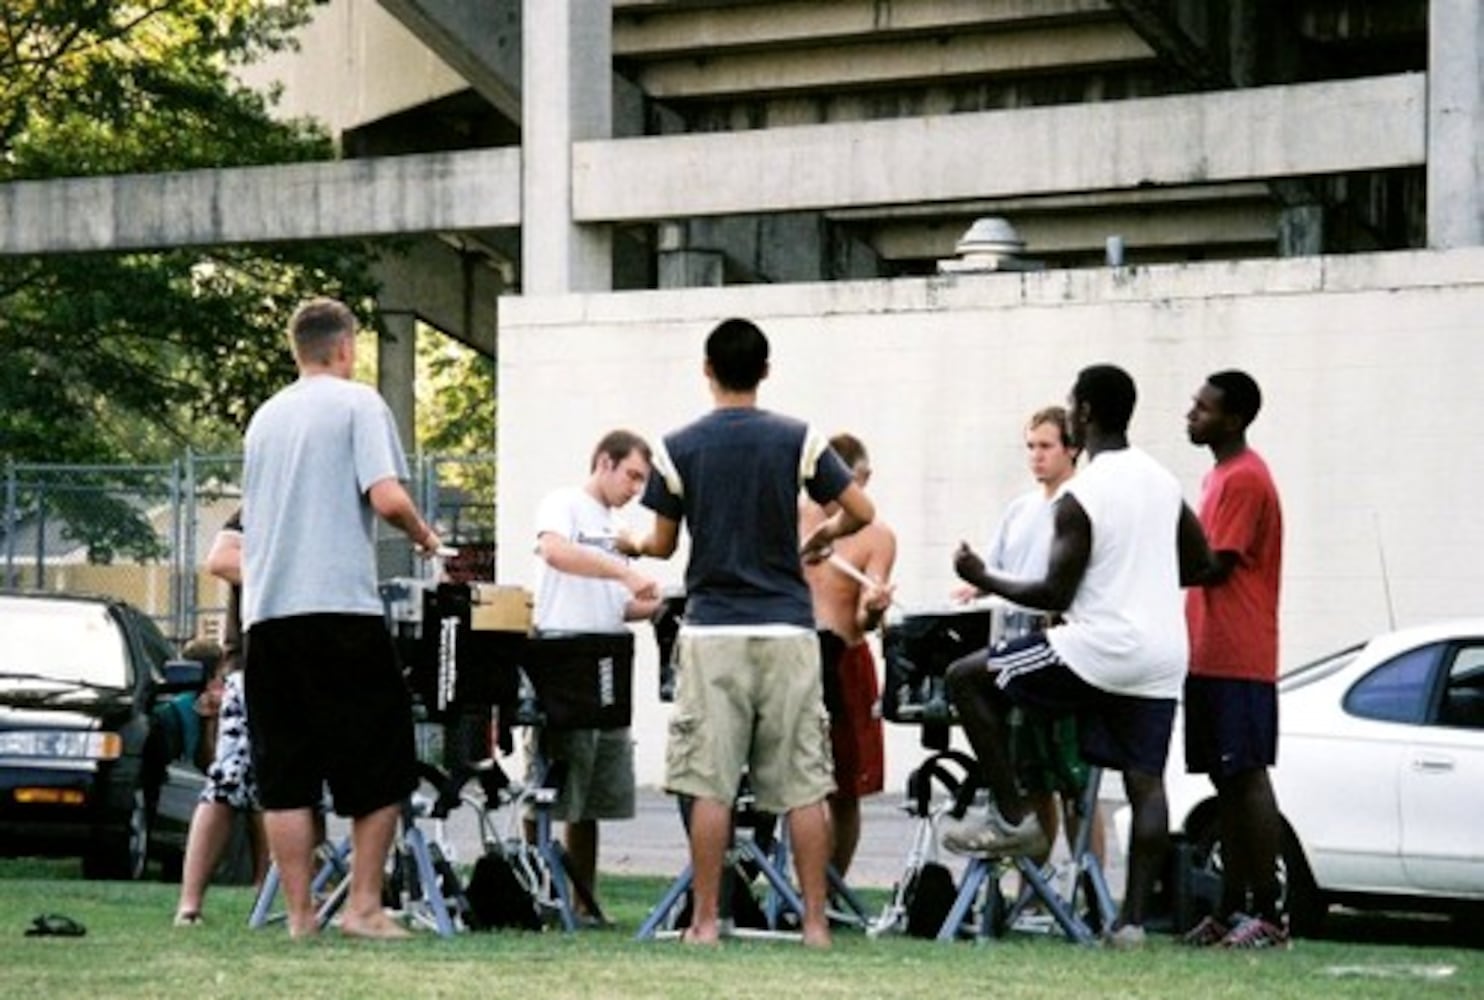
[464,850,542,931]
[902,861,957,938]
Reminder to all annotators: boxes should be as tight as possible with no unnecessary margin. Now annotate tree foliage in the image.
[415,328,496,543]
[0,0,382,467]
[417,330,495,458]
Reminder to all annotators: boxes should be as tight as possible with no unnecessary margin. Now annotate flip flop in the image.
[173,911,204,928]
[25,914,86,938]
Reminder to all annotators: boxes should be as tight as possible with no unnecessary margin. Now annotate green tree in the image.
[0,0,381,468]
[415,326,496,545]
[0,1,393,561]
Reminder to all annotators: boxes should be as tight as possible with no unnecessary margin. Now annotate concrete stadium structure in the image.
[2,1,1480,786]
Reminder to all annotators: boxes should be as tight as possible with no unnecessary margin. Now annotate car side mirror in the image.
[159,658,205,693]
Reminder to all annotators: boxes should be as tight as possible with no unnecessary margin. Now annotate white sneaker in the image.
[941,805,1049,859]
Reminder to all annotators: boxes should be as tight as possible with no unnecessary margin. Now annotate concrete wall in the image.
[496,247,1484,788]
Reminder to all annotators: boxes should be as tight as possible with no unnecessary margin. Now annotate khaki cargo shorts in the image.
[664,631,835,815]
[522,726,636,823]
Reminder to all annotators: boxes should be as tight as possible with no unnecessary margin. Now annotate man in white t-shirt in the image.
[529,430,661,921]
[946,364,1211,947]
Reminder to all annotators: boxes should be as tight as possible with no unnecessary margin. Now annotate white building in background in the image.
[2,1,1480,787]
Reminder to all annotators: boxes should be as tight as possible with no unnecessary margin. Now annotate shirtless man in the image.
[800,433,896,877]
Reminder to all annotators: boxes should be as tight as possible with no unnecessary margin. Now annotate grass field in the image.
[1,859,1479,999]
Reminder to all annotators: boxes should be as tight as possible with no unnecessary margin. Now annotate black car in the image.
[0,591,204,879]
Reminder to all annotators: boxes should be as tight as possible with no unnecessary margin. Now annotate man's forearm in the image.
[966,566,1069,614]
[370,480,437,549]
[542,538,628,581]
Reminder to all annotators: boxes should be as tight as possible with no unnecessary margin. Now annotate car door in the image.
[1399,641,1484,893]
[1287,646,1431,892]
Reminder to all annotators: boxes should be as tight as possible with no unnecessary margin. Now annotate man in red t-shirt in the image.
[1183,370,1287,949]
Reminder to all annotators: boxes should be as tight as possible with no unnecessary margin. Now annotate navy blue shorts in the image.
[989,635,1177,777]
[1182,675,1278,778]
[245,614,417,817]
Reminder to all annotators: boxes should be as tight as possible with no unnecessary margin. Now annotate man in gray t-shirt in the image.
[242,297,443,940]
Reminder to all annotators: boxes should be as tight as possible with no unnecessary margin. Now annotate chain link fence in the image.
[1,452,497,644]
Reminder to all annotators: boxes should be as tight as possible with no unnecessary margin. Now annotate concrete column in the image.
[521,0,613,294]
[378,310,418,456]
[1428,0,1484,248]
[656,221,724,287]
[1278,203,1324,257]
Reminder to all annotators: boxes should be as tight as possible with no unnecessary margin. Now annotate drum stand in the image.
[521,735,607,932]
[247,762,475,938]
[935,766,1116,944]
[246,799,464,937]
[247,834,350,933]
[762,823,874,930]
[634,789,808,941]
[868,748,978,938]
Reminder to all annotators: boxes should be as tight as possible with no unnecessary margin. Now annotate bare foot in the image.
[680,924,721,947]
[287,921,320,941]
[801,924,832,950]
[339,910,411,940]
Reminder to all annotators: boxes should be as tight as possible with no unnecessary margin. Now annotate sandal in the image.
[25,913,87,938]
[173,911,204,928]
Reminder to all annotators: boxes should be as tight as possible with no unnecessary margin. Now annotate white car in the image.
[1164,620,1484,935]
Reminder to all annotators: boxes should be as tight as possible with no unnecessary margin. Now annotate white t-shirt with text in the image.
[533,487,630,634]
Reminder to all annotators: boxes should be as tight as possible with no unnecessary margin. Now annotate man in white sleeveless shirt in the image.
[946,364,1211,948]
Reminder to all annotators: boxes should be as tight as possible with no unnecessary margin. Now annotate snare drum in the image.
[388,581,524,719]
[522,632,635,730]
[881,606,992,724]
[989,600,1051,650]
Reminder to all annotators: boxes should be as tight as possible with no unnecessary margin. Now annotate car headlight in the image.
[0,731,122,760]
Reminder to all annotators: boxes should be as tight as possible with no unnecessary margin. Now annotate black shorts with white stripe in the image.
[986,634,1176,776]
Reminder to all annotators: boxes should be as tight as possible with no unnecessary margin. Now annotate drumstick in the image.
[826,552,903,607]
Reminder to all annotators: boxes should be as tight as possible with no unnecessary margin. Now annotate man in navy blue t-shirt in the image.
[626,318,875,948]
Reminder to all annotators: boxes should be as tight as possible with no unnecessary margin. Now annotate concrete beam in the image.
[1108,0,1230,89]
[1428,0,1483,248]
[614,0,1119,57]
[375,0,522,123]
[0,149,521,256]
[574,74,1426,222]
[374,237,502,357]
[630,22,1152,99]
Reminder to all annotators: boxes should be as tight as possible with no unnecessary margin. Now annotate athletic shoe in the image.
[941,805,1049,859]
[1181,912,1236,947]
[1219,914,1291,950]
[1103,923,1147,950]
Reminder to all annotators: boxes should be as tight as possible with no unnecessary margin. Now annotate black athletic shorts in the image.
[1182,674,1278,778]
[244,614,417,817]
[988,634,1177,777]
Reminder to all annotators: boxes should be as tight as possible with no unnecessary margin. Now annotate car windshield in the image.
[0,597,130,689]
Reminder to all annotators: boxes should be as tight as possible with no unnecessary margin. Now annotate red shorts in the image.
[829,642,885,799]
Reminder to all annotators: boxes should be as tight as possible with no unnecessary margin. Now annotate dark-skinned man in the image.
[945,363,1212,950]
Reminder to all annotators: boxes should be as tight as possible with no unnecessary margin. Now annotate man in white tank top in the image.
[946,364,1212,948]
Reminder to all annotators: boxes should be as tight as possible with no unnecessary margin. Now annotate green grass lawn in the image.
[1,859,1478,1000]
